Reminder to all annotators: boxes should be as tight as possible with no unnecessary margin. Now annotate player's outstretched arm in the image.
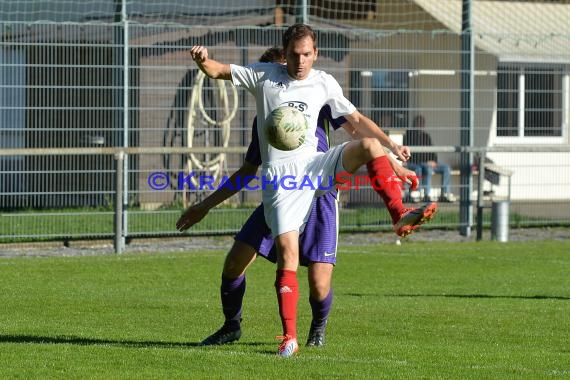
[176,161,258,231]
[175,203,210,232]
[190,45,232,80]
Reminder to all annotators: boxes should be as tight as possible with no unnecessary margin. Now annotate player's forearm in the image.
[363,118,398,151]
[200,186,238,211]
[199,164,258,210]
[190,45,232,80]
[345,113,398,151]
[196,59,232,80]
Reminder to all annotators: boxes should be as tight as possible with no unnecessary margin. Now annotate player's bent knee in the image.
[342,138,385,173]
[354,137,385,162]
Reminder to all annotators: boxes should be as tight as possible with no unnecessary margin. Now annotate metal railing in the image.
[2,145,569,253]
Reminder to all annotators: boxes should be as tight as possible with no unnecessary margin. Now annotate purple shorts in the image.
[234,191,338,266]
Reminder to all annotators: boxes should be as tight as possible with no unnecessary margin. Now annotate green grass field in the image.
[1,240,569,379]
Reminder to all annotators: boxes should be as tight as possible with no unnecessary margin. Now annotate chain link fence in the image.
[1,1,569,248]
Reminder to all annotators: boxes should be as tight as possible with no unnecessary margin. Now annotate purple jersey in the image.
[236,106,346,266]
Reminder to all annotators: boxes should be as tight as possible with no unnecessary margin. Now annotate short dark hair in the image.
[282,23,317,50]
[259,46,284,63]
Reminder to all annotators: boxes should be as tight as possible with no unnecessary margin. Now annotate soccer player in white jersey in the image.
[189,23,437,357]
[178,47,420,349]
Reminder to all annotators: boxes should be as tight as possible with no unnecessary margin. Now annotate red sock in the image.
[275,269,299,338]
[366,156,406,223]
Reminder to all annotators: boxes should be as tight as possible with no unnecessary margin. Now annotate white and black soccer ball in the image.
[265,106,308,151]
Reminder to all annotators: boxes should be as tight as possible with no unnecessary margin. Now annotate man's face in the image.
[285,36,318,80]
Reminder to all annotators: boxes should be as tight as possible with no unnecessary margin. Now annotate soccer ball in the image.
[265,106,308,151]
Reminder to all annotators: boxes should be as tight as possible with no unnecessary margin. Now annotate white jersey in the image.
[230,62,356,164]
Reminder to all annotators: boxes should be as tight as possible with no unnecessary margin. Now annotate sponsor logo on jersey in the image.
[279,101,308,113]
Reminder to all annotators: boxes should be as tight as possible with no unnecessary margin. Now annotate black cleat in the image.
[305,321,326,347]
[200,324,242,346]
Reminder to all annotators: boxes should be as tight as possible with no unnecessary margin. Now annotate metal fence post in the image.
[459,0,475,237]
[476,152,485,241]
[121,0,130,243]
[114,152,125,253]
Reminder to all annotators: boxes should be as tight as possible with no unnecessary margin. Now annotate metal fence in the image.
[2,145,569,250]
[1,1,569,250]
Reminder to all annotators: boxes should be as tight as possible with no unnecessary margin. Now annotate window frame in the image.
[495,63,568,145]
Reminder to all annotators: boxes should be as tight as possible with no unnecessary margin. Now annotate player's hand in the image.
[392,164,419,190]
[392,144,411,162]
[190,45,208,63]
[176,203,209,232]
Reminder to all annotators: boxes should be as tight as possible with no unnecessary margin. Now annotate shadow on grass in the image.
[344,293,570,300]
[0,334,268,348]
[0,334,202,348]
[388,293,570,300]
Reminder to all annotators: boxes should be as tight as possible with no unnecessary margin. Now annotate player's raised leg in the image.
[340,137,437,237]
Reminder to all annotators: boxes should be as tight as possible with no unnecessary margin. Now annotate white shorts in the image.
[261,143,348,237]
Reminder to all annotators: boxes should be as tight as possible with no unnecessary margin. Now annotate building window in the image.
[497,65,564,138]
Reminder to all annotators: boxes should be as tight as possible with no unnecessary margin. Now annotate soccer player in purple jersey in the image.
[187,27,436,356]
